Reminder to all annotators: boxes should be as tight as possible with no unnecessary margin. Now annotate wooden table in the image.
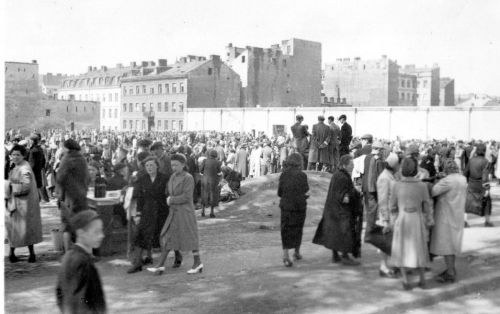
[87,196,128,256]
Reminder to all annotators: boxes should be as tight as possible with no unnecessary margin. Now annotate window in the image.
[141,120,146,130]
[66,106,69,112]
[157,102,162,112]
[172,102,176,112]
[172,120,176,130]
[179,102,184,112]
[164,120,168,130]
[142,103,146,112]
[172,83,177,93]
[135,120,139,129]
[150,103,154,111]
[136,103,139,112]
[75,106,78,112]
[400,93,404,100]
[158,84,162,94]
[108,93,112,101]
[123,120,127,129]
[103,109,106,118]
[208,68,212,75]
[142,85,146,94]
[123,104,127,112]
[180,82,185,93]
[164,102,169,112]
[157,120,162,129]
[179,120,183,131]
[401,80,405,88]
[136,86,140,94]
[129,88,133,95]
[46,109,51,117]
[114,109,118,118]
[129,103,133,112]
[283,59,287,67]
[129,120,133,129]
[150,87,154,94]
[242,56,246,63]
[407,81,411,88]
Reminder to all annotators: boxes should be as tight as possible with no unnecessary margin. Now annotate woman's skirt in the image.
[280,209,306,249]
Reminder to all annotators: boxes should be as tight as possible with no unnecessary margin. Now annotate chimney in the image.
[158,59,167,66]
[130,61,137,67]
[228,43,233,48]
[32,60,37,64]
[88,66,93,72]
[141,61,148,67]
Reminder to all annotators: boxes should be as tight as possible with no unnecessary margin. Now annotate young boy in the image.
[56,210,107,313]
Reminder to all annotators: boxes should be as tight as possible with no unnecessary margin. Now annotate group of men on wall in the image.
[291,114,352,172]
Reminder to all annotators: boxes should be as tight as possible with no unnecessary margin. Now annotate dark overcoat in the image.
[309,122,331,164]
[134,172,169,250]
[313,169,362,254]
[200,157,221,207]
[339,122,353,156]
[291,122,310,155]
[56,245,107,314]
[28,144,46,188]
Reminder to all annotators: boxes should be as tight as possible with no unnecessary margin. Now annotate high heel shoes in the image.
[283,258,293,267]
[187,264,204,274]
[146,266,165,275]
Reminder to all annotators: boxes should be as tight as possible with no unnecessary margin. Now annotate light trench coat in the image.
[430,173,467,256]
[6,160,43,247]
[160,171,199,251]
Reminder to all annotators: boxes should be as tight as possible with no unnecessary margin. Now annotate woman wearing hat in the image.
[148,154,203,275]
[390,157,434,290]
[5,144,43,263]
[431,159,467,283]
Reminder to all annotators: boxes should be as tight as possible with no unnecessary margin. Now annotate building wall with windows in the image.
[225,38,321,107]
[323,56,400,107]
[398,73,417,106]
[402,65,440,107]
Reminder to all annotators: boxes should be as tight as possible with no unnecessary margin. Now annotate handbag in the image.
[364,225,393,255]
[465,189,484,216]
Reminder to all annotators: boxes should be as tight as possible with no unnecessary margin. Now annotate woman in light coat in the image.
[431,159,467,283]
[148,153,203,275]
[5,144,43,263]
[390,157,434,290]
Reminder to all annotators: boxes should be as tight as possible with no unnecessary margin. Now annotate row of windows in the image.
[63,76,122,88]
[102,108,119,119]
[122,119,183,131]
[400,79,416,89]
[399,92,417,101]
[123,82,185,96]
[65,105,95,113]
[60,93,119,102]
[123,102,184,113]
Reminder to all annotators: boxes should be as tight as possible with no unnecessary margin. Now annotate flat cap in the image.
[70,210,100,232]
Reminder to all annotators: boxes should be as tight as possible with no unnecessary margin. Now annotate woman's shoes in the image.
[293,252,303,261]
[283,258,293,267]
[126,265,142,274]
[187,264,204,274]
[146,266,165,275]
[28,255,36,263]
[9,255,19,263]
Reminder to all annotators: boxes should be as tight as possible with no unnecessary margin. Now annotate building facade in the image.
[225,38,322,107]
[120,55,241,131]
[398,73,417,106]
[401,64,440,107]
[439,78,455,106]
[323,55,400,107]
[58,62,154,130]
[39,73,67,99]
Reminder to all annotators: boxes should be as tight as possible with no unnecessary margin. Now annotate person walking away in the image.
[28,133,50,202]
[313,155,363,265]
[290,115,310,167]
[390,157,434,290]
[308,115,331,171]
[327,116,341,172]
[148,154,203,275]
[338,114,353,157]
[200,149,222,218]
[56,210,107,314]
[431,159,467,283]
[5,144,43,263]
[278,153,309,267]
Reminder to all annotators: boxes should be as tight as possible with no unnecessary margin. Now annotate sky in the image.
[3,0,500,95]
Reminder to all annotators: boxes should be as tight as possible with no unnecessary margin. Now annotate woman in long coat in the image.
[235,145,248,178]
[200,149,222,218]
[5,144,43,263]
[313,154,363,266]
[127,156,169,273]
[390,157,434,289]
[278,153,309,267]
[431,159,467,283]
[148,154,203,275]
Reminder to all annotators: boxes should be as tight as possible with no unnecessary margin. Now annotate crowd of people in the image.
[3,113,500,311]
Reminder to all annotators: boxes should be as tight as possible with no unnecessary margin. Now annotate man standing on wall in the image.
[291,115,310,168]
[339,114,353,157]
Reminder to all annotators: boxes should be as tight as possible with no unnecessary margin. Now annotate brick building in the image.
[225,38,321,107]
[5,60,100,131]
[401,64,440,107]
[439,77,455,106]
[58,62,150,130]
[120,55,241,131]
[323,55,400,107]
[398,73,417,106]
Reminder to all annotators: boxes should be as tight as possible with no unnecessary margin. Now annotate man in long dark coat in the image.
[308,115,331,171]
[327,116,341,172]
[28,133,49,202]
[200,149,222,218]
[313,155,362,265]
[339,114,353,157]
[291,115,309,168]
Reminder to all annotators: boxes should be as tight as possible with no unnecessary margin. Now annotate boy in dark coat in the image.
[56,210,107,314]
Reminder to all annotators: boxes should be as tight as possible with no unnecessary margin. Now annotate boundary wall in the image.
[185,106,500,140]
